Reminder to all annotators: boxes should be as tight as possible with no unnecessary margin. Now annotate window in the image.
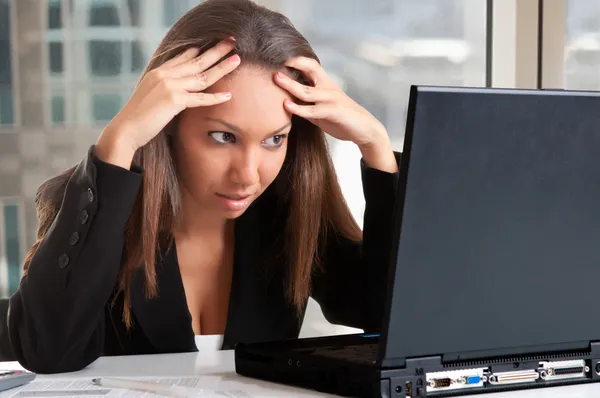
[0,89,12,126]
[92,93,121,121]
[89,2,120,27]
[89,41,122,76]
[49,42,64,74]
[163,0,193,27]
[88,0,141,27]
[131,40,145,72]
[127,0,141,27]
[0,200,23,297]
[48,0,62,29]
[282,0,487,229]
[564,0,600,90]
[0,0,13,125]
[51,94,65,124]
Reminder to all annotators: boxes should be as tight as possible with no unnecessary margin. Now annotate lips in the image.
[215,192,255,212]
[217,193,252,200]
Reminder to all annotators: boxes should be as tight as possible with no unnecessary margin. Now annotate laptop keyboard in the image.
[305,344,379,365]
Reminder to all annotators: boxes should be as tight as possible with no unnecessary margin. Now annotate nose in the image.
[230,148,260,187]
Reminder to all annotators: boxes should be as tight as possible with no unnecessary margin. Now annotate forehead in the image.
[184,65,294,134]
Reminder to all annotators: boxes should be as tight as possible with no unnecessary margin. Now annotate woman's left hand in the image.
[274,56,398,173]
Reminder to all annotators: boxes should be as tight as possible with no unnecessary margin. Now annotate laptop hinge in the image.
[379,357,406,369]
[590,340,600,356]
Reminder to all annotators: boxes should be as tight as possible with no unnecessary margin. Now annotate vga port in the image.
[426,368,487,392]
[539,360,589,381]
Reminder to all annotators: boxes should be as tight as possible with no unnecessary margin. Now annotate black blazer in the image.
[7,145,401,374]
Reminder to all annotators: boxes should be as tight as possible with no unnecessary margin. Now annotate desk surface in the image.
[2,349,600,397]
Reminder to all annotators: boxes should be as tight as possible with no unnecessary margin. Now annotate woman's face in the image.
[173,65,294,219]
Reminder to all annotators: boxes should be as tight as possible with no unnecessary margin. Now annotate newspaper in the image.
[1,377,256,397]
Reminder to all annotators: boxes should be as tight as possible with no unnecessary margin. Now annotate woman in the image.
[7,0,401,374]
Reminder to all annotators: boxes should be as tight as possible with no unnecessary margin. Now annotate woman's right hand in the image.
[95,39,240,169]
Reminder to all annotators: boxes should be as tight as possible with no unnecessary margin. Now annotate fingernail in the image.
[229,36,236,42]
[276,72,285,79]
[221,92,232,99]
[229,54,240,63]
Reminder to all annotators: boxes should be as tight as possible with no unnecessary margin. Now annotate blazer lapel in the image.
[129,243,197,353]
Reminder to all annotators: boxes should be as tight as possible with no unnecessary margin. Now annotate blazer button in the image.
[87,188,95,203]
[69,232,80,246]
[80,210,89,224]
[58,253,70,268]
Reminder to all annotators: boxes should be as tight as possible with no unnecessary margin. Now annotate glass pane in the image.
[0,0,12,125]
[131,40,145,72]
[89,3,120,26]
[52,94,65,124]
[89,41,122,76]
[49,42,64,74]
[286,0,487,148]
[127,0,141,26]
[92,93,121,121]
[163,0,190,27]
[48,0,62,29]
[3,203,21,296]
[0,88,13,125]
[564,0,600,90]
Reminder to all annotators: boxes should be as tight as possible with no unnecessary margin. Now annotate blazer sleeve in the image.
[310,151,401,332]
[7,145,142,374]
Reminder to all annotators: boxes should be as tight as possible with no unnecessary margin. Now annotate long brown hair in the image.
[23,0,362,327]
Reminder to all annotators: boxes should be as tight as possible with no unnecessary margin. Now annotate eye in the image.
[208,131,236,144]
[262,135,287,148]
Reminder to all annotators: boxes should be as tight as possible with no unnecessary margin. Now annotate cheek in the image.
[259,148,288,186]
[174,137,222,188]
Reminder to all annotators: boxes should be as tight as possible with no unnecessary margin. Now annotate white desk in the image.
[1,350,600,397]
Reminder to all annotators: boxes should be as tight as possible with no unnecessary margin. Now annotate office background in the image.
[0,0,596,336]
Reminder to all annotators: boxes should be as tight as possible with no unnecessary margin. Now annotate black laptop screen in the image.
[382,87,600,364]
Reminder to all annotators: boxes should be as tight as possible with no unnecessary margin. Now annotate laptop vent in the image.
[443,350,590,368]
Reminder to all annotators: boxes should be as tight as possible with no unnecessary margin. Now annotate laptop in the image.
[235,86,600,397]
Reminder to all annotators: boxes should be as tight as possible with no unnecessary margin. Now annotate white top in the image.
[194,334,224,351]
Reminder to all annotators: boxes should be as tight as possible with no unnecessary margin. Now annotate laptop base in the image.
[235,335,600,397]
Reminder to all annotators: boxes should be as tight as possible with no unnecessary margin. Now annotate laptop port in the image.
[429,378,452,388]
[426,368,487,392]
[488,370,539,385]
[538,360,589,380]
[460,375,483,385]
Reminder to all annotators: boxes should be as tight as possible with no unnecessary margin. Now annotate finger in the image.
[184,92,233,108]
[168,40,236,78]
[274,72,333,103]
[284,57,333,88]
[161,47,200,69]
[284,99,334,119]
[175,54,241,92]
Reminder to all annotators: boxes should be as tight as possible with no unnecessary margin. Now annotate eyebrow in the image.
[206,117,291,135]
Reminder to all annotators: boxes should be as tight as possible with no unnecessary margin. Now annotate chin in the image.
[224,208,248,219]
